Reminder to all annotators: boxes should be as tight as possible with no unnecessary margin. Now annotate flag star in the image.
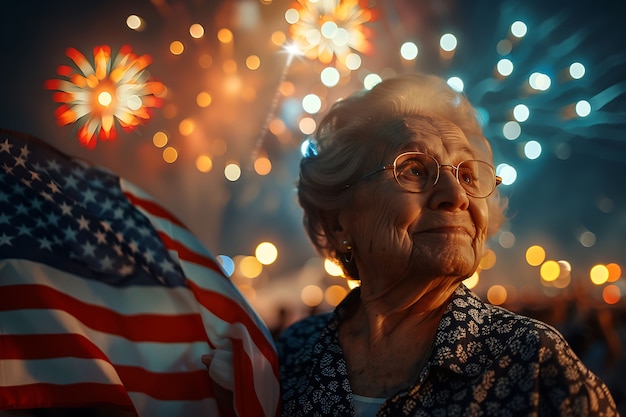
[82,241,97,257]
[47,181,61,193]
[128,240,139,253]
[47,212,60,226]
[19,145,30,158]
[83,189,97,203]
[30,198,43,211]
[100,220,112,232]
[118,264,134,276]
[59,201,73,216]
[143,248,156,263]
[159,258,176,274]
[137,225,151,236]
[63,175,79,189]
[15,203,29,215]
[76,215,90,230]
[16,224,33,236]
[13,155,26,168]
[21,178,32,188]
[0,191,9,203]
[40,190,54,202]
[115,232,124,242]
[0,139,12,153]
[113,207,125,219]
[63,226,78,242]
[46,158,61,172]
[11,181,25,195]
[0,233,13,246]
[113,243,124,256]
[94,229,107,244]
[99,255,114,271]
[2,162,13,174]
[123,216,137,230]
[0,212,10,224]
[29,170,42,182]
[35,217,47,228]
[100,198,113,213]
[39,236,53,251]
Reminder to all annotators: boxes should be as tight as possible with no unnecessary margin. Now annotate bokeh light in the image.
[240,255,263,278]
[301,285,323,307]
[325,285,348,306]
[400,42,418,60]
[540,260,560,282]
[590,264,609,285]
[196,155,213,173]
[526,245,546,266]
[510,21,528,38]
[224,163,241,181]
[487,285,507,305]
[162,146,178,163]
[255,241,278,265]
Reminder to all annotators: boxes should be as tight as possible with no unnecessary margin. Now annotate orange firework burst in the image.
[45,45,165,149]
[288,0,374,64]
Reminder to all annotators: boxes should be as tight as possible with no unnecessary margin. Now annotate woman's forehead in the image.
[391,117,475,157]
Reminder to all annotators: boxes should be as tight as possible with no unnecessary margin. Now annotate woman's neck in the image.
[355,278,459,342]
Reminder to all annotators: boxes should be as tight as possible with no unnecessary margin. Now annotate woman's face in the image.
[338,118,489,296]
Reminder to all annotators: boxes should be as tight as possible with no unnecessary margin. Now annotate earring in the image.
[342,240,353,263]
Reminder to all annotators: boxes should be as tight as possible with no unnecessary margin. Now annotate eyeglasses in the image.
[344,151,502,198]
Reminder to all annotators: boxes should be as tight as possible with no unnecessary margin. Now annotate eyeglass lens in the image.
[393,153,496,197]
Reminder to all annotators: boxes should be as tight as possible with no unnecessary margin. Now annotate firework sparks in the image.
[288,0,374,64]
[45,45,165,149]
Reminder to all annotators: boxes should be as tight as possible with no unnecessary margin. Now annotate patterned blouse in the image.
[276,284,618,416]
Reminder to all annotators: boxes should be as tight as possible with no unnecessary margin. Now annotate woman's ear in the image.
[321,208,348,251]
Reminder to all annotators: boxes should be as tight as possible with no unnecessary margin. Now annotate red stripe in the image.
[0,383,135,412]
[187,281,280,381]
[0,334,214,401]
[0,334,108,360]
[123,191,186,228]
[0,284,207,343]
[117,365,213,401]
[232,337,265,417]
[158,232,225,276]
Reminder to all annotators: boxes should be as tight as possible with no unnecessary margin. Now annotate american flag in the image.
[0,129,280,416]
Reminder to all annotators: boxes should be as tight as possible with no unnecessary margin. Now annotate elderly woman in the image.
[276,74,617,416]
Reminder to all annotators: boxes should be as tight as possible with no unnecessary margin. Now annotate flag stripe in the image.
[123,190,186,229]
[0,383,134,411]
[0,259,203,315]
[0,310,211,373]
[0,284,207,343]
[189,280,279,378]
[1,358,123,386]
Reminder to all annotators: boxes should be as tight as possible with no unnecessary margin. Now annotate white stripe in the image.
[128,391,219,417]
[181,259,275,343]
[226,322,281,417]
[0,259,200,315]
[0,309,211,373]
[121,179,224,269]
[0,358,122,386]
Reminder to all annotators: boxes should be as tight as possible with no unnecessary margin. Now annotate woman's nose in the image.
[428,167,470,210]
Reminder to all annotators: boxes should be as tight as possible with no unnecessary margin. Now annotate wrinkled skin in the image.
[335,118,489,315]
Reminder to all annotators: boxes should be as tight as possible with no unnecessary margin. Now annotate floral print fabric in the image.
[277,284,618,416]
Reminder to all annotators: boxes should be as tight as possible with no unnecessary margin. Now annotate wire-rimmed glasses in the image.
[344,151,502,198]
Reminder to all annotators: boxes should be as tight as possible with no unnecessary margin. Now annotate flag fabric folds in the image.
[0,129,280,417]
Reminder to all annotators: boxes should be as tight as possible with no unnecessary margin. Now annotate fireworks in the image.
[288,0,374,64]
[45,45,165,149]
